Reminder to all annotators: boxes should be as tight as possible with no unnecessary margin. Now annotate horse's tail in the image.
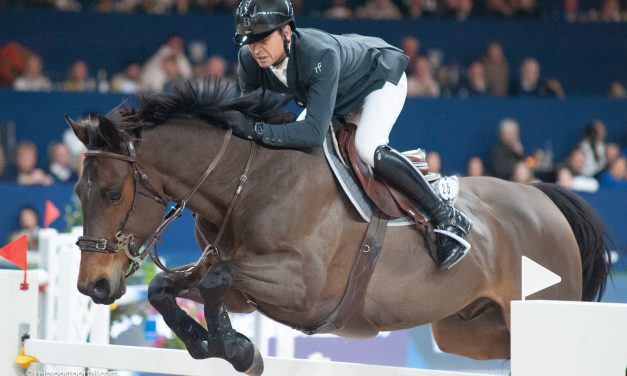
[532,182,611,301]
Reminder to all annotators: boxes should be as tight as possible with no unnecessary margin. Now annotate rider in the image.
[225,0,472,269]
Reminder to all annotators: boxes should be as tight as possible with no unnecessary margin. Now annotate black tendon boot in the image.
[373,145,472,269]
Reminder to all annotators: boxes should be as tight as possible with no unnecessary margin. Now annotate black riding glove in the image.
[223,111,263,141]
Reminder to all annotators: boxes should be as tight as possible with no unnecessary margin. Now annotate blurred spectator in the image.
[482,42,509,97]
[512,0,539,18]
[466,156,485,177]
[562,147,599,192]
[404,0,432,19]
[440,0,474,21]
[426,151,442,174]
[509,58,564,98]
[9,206,40,251]
[407,57,440,97]
[11,141,54,185]
[484,0,514,17]
[13,55,52,92]
[511,161,537,183]
[598,157,627,188]
[401,36,421,75]
[141,35,192,93]
[320,0,353,19]
[457,60,488,97]
[162,54,186,93]
[556,0,585,22]
[0,146,7,181]
[490,118,524,180]
[604,142,622,168]
[47,142,79,183]
[111,61,142,93]
[579,120,607,177]
[64,60,96,92]
[590,0,622,22]
[205,55,228,78]
[356,0,402,20]
[608,81,626,98]
[555,166,596,193]
[0,42,34,87]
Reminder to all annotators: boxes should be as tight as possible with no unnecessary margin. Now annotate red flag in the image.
[0,234,27,270]
[44,199,61,228]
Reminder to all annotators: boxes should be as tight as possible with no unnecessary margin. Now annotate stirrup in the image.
[433,228,471,269]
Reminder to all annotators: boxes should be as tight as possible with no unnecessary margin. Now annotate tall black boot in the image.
[373,145,472,269]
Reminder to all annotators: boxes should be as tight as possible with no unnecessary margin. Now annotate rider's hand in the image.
[223,111,260,141]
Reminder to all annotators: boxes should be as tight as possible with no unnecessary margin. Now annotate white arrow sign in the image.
[521,256,562,300]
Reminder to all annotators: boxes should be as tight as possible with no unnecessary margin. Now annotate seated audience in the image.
[598,157,627,188]
[561,147,599,192]
[140,35,192,93]
[13,55,52,92]
[111,61,142,93]
[509,58,564,98]
[482,41,509,96]
[407,57,440,97]
[355,0,402,20]
[47,142,79,183]
[490,118,525,180]
[579,120,607,177]
[64,60,96,92]
[466,156,486,177]
[7,141,54,185]
[457,60,489,97]
[556,166,599,193]
[9,205,41,251]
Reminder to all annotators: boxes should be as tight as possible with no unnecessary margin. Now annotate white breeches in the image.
[297,73,407,168]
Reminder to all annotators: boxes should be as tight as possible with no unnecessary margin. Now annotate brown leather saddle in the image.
[335,121,432,228]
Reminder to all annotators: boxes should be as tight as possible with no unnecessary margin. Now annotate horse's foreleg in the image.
[147,270,210,359]
[199,261,263,375]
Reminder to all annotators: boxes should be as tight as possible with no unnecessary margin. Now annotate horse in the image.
[66,80,611,375]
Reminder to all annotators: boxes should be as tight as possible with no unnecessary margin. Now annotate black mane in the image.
[106,78,293,132]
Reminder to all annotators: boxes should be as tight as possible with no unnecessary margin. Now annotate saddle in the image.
[335,121,432,226]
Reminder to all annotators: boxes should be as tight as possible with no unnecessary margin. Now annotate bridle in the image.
[76,128,255,277]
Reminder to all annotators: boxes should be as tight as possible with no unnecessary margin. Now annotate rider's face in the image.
[248,26,290,68]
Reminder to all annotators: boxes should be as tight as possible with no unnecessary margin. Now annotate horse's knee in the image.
[148,272,175,303]
[200,264,234,298]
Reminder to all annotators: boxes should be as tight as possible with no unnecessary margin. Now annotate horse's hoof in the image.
[243,346,264,376]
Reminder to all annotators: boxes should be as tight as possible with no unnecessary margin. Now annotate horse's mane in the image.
[105,78,293,132]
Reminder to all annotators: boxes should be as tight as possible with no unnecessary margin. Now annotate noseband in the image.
[77,128,251,277]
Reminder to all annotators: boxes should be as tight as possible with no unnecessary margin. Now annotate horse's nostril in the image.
[91,278,110,299]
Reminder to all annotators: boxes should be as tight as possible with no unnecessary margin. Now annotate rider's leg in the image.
[355,73,472,270]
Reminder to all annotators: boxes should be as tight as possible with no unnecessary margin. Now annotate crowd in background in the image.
[2,34,627,99]
[3,0,627,22]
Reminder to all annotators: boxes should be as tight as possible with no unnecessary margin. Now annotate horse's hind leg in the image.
[431,300,510,360]
[148,268,211,359]
[199,261,263,375]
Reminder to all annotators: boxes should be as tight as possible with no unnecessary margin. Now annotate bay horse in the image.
[67,80,610,375]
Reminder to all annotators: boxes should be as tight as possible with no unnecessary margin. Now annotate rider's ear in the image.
[65,114,88,146]
[97,115,121,149]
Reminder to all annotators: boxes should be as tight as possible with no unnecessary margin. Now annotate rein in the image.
[77,128,254,277]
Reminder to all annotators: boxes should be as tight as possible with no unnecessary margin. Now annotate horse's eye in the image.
[106,190,122,203]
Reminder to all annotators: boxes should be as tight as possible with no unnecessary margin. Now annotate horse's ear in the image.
[65,114,88,145]
[97,115,121,149]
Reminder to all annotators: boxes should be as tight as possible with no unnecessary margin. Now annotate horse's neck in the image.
[139,120,251,213]
[140,120,336,229]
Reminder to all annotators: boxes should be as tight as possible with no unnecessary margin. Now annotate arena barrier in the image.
[1,270,487,375]
[3,245,626,375]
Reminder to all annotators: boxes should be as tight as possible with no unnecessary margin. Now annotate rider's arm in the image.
[258,50,340,148]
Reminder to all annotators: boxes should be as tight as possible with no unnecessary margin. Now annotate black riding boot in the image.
[373,145,472,269]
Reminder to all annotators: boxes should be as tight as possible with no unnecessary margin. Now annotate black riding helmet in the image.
[234,0,295,46]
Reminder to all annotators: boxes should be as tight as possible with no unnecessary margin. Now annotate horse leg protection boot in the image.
[373,145,472,269]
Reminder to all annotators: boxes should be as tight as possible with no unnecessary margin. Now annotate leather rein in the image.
[77,128,255,277]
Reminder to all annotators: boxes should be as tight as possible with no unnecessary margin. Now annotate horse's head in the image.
[66,114,166,304]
